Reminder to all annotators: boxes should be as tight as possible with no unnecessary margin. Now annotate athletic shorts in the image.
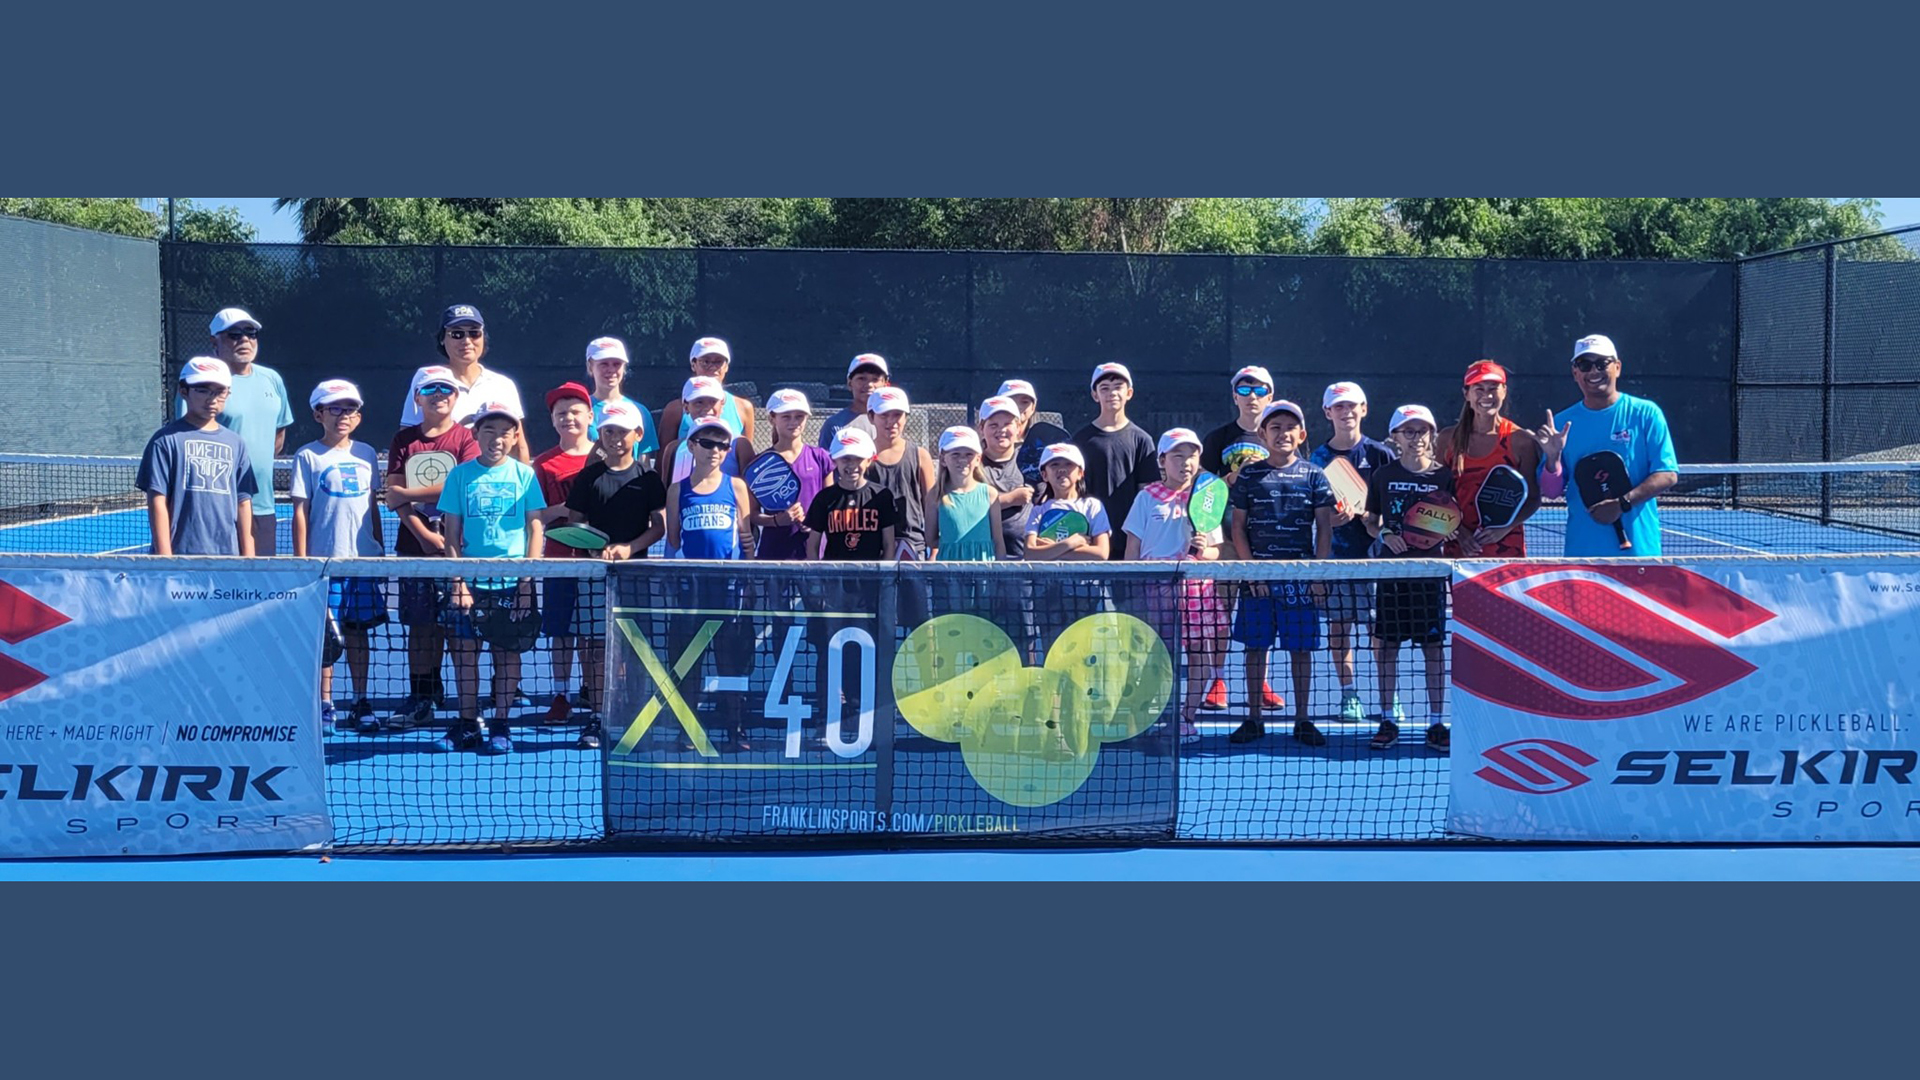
[1231,594,1320,652]
[540,577,606,639]
[1374,579,1447,645]
[1179,578,1229,646]
[1321,580,1374,624]
[328,577,388,630]
[443,585,541,653]
[398,578,448,628]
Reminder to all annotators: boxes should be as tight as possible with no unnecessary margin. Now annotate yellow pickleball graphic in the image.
[958,666,1099,807]
[1042,612,1173,743]
[894,614,1024,743]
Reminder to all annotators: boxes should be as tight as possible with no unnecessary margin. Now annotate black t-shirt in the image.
[1366,459,1456,558]
[565,460,668,552]
[1070,421,1157,560]
[1200,419,1261,477]
[805,483,901,560]
[981,453,1030,558]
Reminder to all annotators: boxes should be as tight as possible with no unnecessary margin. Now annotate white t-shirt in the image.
[399,366,526,427]
[289,440,382,557]
[1123,482,1224,560]
[1023,496,1111,540]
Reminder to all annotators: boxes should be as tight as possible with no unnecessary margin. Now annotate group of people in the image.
[137,301,1680,758]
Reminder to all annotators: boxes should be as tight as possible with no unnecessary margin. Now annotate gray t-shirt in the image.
[135,419,258,555]
[176,364,292,516]
[817,408,875,450]
[290,440,381,557]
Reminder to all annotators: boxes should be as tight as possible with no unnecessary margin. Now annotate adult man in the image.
[1199,365,1274,477]
[818,354,889,449]
[189,308,291,554]
[1537,334,1679,555]
[401,304,529,463]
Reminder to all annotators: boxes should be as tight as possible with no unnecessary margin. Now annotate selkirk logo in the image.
[1475,739,1597,794]
[0,581,69,704]
[1453,564,1775,720]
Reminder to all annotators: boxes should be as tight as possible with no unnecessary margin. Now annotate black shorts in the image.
[1373,579,1447,646]
[444,586,541,653]
[399,578,447,628]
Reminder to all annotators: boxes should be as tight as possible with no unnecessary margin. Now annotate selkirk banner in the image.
[0,563,330,856]
[1449,557,1920,842]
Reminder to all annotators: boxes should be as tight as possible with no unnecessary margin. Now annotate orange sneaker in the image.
[1203,679,1228,710]
[541,693,572,723]
[1261,682,1285,710]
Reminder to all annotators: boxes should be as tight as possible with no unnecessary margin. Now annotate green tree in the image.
[0,198,255,242]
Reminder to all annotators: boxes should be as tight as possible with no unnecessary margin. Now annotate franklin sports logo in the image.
[1452,564,1776,720]
[0,581,70,703]
[1475,739,1597,794]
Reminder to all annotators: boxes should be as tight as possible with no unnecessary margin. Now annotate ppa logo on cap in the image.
[450,305,479,320]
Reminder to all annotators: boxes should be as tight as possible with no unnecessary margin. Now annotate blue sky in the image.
[190,197,1920,245]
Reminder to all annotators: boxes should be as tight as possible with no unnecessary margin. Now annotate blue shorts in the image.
[540,577,605,639]
[328,578,388,629]
[1231,594,1320,652]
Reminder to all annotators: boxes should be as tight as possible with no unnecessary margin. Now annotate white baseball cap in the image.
[830,426,877,459]
[1323,381,1367,408]
[682,376,727,402]
[1156,427,1203,454]
[1039,443,1086,470]
[690,337,731,362]
[1389,404,1438,433]
[586,337,629,364]
[178,357,231,388]
[866,386,910,414]
[1572,334,1618,361]
[978,396,1021,421]
[597,400,646,433]
[996,378,1038,401]
[412,365,464,393]
[687,415,737,441]
[1090,362,1133,389]
[1257,400,1307,428]
[208,308,261,335]
[309,379,362,408]
[471,400,523,426]
[938,426,983,454]
[848,353,890,377]
[765,388,812,415]
[1231,366,1273,388]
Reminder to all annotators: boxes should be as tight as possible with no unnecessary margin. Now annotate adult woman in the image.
[402,303,531,463]
[1436,360,1544,558]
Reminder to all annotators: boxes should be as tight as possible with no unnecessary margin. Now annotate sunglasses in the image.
[322,405,361,417]
[1234,384,1272,397]
[416,384,457,397]
[444,328,484,340]
[222,329,259,341]
[691,437,730,451]
[1572,357,1615,372]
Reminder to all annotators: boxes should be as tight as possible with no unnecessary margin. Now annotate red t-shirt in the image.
[534,447,595,558]
[387,423,480,556]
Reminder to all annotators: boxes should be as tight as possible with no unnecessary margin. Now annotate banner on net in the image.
[0,563,330,857]
[1448,557,1920,842]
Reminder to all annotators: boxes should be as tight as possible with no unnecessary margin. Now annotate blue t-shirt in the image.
[591,396,659,455]
[437,458,545,561]
[1556,393,1679,557]
[1310,437,1397,560]
[136,420,258,555]
[176,364,291,516]
[1229,458,1332,559]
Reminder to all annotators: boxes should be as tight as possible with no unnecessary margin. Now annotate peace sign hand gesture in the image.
[1534,410,1570,469]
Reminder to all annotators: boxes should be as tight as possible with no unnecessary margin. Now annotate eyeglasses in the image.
[1572,357,1615,372]
[322,405,361,417]
[222,330,258,341]
[416,385,457,397]
[185,383,228,395]
[445,328,484,340]
[1234,384,1272,397]
[691,437,730,451]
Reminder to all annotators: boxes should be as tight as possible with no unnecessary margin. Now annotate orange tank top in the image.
[1448,417,1526,558]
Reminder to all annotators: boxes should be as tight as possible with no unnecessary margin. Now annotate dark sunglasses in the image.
[322,405,361,417]
[1572,357,1615,372]
[222,329,259,341]
[416,385,457,397]
[1234,384,1272,397]
[691,437,730,451]
[444,328,484,340]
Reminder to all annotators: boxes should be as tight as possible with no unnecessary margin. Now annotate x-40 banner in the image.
[1448,557,1920,842]
[0,562,329,856]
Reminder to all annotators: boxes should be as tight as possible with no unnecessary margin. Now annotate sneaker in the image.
[1293,720,1327,747]
[1339,690,1367,723]
[1261,681,1285,710]
[1390,696,1407,724]
[1370,720,1401,751]
[386,695,427,732]
[1179,720,1201,745]
[322,703,349,734]
[350,699,378,733]
[483,733,515,756]
[577,717,604,751]
[1228,720,1266,744]
[1425,723,1450,752]
[541,693,572,724]
[435,720,481,753]
[1202,679,1228,710]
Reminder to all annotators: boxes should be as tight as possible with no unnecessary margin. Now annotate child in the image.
[1199,365,1284,713]
[658,336,756,452]
[557,399,668,749]
[1069,363,1157,561]
[381,366,480,731]
[437,401,546,755]
[290,379,386,734]
[1363,405,1454,753]
[138,358,257,556]
[749,389,834,560]
[533,383,597,727]
[583,336,658,462]
[925,426,1005,562]
[668,414,756,749]
[806,427,900,561]
[818,354,890,450]
[1122,428,1225,745]
[1226,401,1334,747]
[863,386,936,560]
[662,376,755,485]
[1308,381,1398,722]
[1022,442,1111,752]
[994,378,1069,488]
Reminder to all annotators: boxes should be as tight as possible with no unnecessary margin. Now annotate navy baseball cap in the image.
[440,304,485,329]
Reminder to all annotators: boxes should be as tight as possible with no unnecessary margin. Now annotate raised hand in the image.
[1533,409,1570,468]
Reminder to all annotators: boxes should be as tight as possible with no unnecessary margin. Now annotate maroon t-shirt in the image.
[387,423,480,556]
